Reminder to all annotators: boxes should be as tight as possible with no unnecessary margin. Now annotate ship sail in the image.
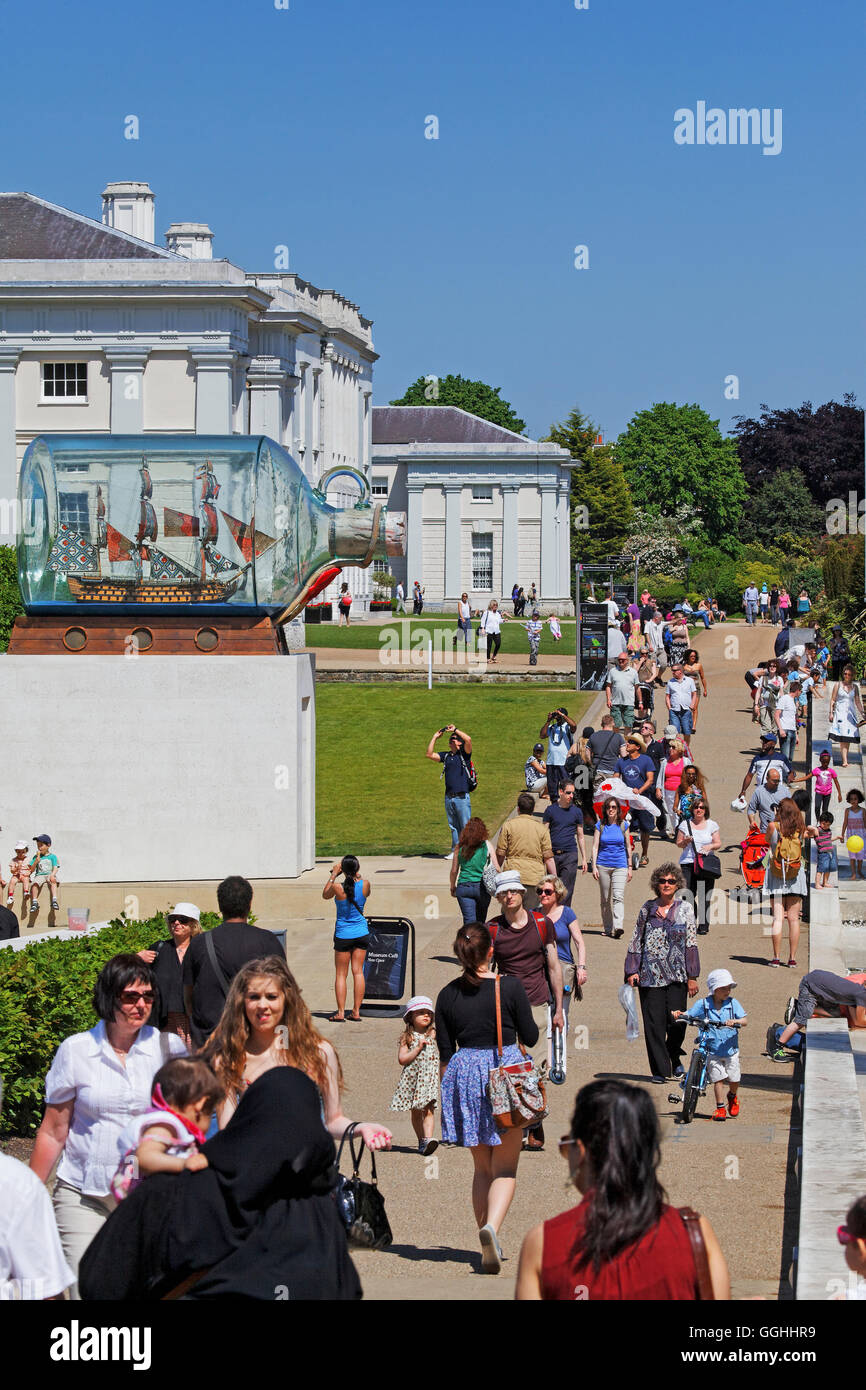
[106,523,137,563]
[96,485,107,550]
[219,510,277,563]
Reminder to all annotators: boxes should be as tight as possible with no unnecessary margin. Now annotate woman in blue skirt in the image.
[434,922,538,1275]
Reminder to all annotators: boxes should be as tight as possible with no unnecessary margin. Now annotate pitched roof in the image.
[0,193,173,259]
[372,405,528,445]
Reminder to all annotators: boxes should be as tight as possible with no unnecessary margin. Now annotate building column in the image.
[311,365,323,472]
[501,482,520,595]
[406,478,424,595]
[192,350,235,434]
[283,372,299,452]
[247,358,287,440]
[540,481,558,599]
[444,481,462,599]
[557,478,571,598]
[361,387,372,477]
[105,348,149,434]
[0,350,20,544]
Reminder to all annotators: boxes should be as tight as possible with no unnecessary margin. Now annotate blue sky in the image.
[1,0,862,441]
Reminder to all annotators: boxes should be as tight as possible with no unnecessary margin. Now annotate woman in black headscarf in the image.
[78,1067,362,1301]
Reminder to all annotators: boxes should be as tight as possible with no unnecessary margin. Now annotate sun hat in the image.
[626,733,646,751]
[494,870,527,896]
[169,902,201,921]
[707,968,737,992]
[403,994,434,1019]
[13,840,27,851]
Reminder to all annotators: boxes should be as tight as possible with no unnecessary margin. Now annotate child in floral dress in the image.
[390,995,440,1155]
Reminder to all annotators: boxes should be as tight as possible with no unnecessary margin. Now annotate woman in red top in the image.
[515,1079,729,1300]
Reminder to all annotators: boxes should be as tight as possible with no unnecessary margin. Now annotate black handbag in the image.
[334,1123,393,1250]
[684,817,722,878]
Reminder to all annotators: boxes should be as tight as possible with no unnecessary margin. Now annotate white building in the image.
[371,406,575,613]
[0,181,376,607]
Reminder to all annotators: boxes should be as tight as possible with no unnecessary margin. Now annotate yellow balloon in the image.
[847,835,864,854]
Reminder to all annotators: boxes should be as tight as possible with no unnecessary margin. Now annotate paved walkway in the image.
[290,623,800,1299]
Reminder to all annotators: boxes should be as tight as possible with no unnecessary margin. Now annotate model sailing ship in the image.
[52,460,277,605]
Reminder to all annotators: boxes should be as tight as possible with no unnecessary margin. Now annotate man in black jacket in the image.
[183,876,279,1047]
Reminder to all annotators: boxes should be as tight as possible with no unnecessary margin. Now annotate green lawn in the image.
[304,616,577,656]
[315,684,591,855]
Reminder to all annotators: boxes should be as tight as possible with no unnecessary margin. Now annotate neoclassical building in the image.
[0,181,376,606]
[371,406,575,612]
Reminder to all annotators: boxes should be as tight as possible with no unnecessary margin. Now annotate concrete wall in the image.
[0,653,316,882]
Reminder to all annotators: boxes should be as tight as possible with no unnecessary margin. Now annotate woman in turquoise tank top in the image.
[323,855,371,1022]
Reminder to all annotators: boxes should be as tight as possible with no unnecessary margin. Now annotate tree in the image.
[742,467,825,543]
[732,395,864,507]
[625,505,703,579]
[543,408,633,568]
[615,402,747,544]
[390,374,526,434]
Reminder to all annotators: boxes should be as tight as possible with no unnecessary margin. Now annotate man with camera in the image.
[425,724,475,857]
[540,706,577,801]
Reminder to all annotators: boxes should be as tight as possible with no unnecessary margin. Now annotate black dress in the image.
[78,1068,362,1301]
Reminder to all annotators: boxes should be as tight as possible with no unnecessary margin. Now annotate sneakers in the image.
[768,958,782,968]
[51,898,59,911]
[771,1047,793,1063]
[479,1223,503,1274]
[28,900,38,914]
[612,928,624,939]
[784,996,797,1025]
[419,1138,439,1157]
[727,1091,739,1117]
[712,1106,727,1122]
[5,896,12,908]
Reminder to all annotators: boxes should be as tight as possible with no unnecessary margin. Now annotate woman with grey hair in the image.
[536,875,587,1030]
[624,863,700,1083]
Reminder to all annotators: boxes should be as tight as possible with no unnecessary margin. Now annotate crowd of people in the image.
[4,588,866,1303]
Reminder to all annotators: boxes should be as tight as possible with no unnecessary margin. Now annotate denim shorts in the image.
[816,851,837,874]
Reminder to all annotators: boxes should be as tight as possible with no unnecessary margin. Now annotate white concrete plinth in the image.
[0,654,316,882]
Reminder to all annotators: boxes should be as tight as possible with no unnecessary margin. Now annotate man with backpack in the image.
[489,868,565,1150]
[425,724,476,857]
[182,876,277,1048]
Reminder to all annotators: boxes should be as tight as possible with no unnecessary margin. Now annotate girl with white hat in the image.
[390,996,439,1155]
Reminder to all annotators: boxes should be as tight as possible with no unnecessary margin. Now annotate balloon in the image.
[846,836,864,854]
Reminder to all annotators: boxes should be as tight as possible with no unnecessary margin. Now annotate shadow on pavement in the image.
[381,1243,479,1268]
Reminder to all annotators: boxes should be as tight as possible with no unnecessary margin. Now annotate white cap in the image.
[169,902,201,921]
[707,968,737,992]
[494,870,527,896]
[403,995,434,1019]
[730,795,747,812]
[13,840,27,851]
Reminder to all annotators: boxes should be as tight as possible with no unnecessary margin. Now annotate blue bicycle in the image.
[668,1017,743,1123]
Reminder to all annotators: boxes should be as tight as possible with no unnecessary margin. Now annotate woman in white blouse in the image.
[29,953,186,1297]
[675,797,722,937]
[480,599,507,663]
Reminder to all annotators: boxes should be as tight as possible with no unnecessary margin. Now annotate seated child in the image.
[111,1056,222,1200]
[672,968,747,1121]
[28,834,60,914]
[5,841,32,909]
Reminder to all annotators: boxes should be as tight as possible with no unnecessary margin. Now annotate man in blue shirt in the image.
[542,781,587,906]
[615,733,656,866]
[540,707,577,800]
[425,724,474,857]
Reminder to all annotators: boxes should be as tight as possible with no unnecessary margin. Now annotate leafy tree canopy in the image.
[390,374,526,435]
[615,402,746,544]
[544,407,633,567]
[732,395,863,506]
[742,466,825,544]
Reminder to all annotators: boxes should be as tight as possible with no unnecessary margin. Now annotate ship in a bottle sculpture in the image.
[18,435,404,623]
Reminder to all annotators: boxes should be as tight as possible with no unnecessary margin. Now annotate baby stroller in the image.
[592,793,642,871]
[740,827,768,890]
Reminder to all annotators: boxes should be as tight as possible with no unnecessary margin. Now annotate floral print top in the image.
[624,896,700,988]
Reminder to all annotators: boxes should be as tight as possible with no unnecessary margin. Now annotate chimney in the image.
[101,182,155,243]
[165,222,214,260]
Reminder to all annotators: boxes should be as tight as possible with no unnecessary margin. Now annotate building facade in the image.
[371,406,575,613]
[0,182,376,607]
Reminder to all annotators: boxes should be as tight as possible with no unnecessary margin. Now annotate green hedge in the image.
[0,912,220,1137]
[0,544,24,652]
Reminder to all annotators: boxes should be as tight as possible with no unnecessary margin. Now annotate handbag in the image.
[482,851,499,896]
[678,1206,715,1300]
[486,976,549,1130]
[334,1123,393,1250]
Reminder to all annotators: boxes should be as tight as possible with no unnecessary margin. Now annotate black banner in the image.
[361,918,414,1003]
[578,603,609,690]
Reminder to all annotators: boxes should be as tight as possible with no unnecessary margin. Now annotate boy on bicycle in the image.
[672,968,747,1121]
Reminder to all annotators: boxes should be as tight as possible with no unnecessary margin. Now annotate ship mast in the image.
[196,460,220,583]
[134,461,158,580]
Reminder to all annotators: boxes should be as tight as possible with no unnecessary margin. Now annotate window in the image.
[472,532,493,590]
[371,476,389,497]
[42,362,87,399]
[58,492,90,533]
[472,485,493,502]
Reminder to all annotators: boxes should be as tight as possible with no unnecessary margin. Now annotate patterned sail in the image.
[219,510,277,563]
[163,507,200,538]
[106,524,137,563]
[47,525,99,574]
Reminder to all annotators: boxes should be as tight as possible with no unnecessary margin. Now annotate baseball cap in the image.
[33,833,51,845]
[169,902,201,921]
[533,743,544,755]
[663,725,678,738]
[403,994,434,1019]
[760,733,777,744]
[707,968,737,992]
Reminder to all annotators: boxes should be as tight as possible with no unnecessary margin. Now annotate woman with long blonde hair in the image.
[201,956,391,1150]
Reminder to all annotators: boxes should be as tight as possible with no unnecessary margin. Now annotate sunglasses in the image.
[838,1225,855,1246]
[118,989,155,1005]
[168,915,195,925]
[537,888,556,897]
[558,1135,578,1157]
[656,877,677,885]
